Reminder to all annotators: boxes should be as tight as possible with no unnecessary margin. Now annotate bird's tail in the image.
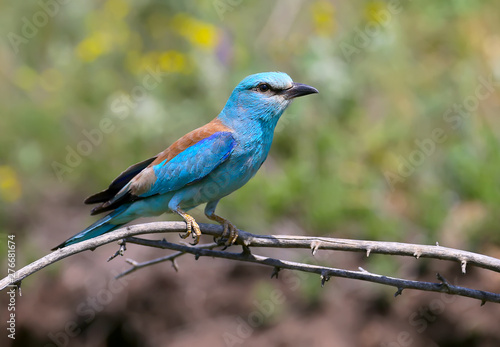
[52,207,127,250]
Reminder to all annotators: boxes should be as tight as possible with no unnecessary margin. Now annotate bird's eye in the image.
[257,83,270,93]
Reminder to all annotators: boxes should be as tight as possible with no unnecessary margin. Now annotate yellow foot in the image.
[206,214,239,246]
[175,208,202,245]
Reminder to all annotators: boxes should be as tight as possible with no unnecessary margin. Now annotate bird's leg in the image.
[204,200,239,246]
[173,208,201,245]
[205,212,239,245]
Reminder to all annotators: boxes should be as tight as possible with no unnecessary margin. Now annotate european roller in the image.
[53,72,318,250]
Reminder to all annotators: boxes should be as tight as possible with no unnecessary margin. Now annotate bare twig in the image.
[114,242,219,279]
[1,221,499,304]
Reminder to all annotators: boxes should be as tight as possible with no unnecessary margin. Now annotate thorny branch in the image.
[1,221,500,304]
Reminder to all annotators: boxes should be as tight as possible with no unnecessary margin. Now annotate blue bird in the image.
[53,72,318,250]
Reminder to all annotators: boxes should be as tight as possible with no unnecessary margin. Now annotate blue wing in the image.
[141,131,236,197]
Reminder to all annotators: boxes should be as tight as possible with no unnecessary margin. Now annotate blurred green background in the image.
[1,1,500,346]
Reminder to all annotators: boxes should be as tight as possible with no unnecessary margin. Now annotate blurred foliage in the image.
[1,0,499,259]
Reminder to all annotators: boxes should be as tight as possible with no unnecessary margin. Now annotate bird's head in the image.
[220,72,318,129]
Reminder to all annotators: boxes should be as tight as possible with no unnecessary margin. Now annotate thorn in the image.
[320,272,330,287]
[366,248,371,257]
[107,241,127,262]
[435,242,440,246]
[358,267,369,273]
[171,259,179,272]
[413,250,422,259]
[461,259,467,274]
[194,253,200,260]
[311,241,320,256]
[481,300,486,306]
[271,267,280,279]
[437,273,450,292]
[394,287,403,297]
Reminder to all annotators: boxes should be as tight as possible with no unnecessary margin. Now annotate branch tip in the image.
[311,241,320,256]
[125,258,139,266]
[320,272,330,287]
[171,259,179,272]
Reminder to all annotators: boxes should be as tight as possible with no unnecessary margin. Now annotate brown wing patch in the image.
[150,118,233,166]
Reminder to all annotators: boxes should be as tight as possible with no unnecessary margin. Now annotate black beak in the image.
[283,82,319,100]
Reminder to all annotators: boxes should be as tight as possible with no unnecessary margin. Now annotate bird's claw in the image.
[215,220,239,247]
[179,217,201,245]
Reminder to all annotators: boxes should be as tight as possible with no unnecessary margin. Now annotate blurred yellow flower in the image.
[14,66,38,91]
[78,2,130,63]
[365,1,386,23]
[76,33,107,62]
[192,25,217,49]
[159,51,188,73]
[131,50,190,75]
[0,166,22,203]
[311,0,336,36]
[171,13,218,50]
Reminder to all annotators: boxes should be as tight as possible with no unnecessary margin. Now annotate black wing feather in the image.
[84,156,157,205]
